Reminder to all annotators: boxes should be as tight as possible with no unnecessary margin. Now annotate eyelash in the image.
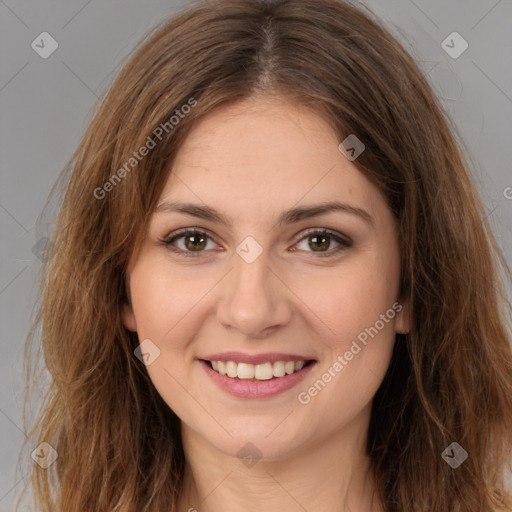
[161,228,352,258]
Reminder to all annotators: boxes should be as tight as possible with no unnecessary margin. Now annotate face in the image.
[123,93,410,461]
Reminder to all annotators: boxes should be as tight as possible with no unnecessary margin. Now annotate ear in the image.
[122,302,138,332]
[394,298,412,334]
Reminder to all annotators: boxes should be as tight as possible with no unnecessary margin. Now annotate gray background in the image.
[1,0,511,509]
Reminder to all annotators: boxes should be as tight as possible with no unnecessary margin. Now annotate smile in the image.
[205,359,314,380]
[199,357,317,399]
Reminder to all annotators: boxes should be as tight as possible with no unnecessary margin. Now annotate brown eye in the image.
[182,232,208,251]
[308,234,331,252]
[294,229,352,257]
[162,228,351,259]
[163,229,216,256]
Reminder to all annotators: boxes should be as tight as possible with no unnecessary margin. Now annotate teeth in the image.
[208,360,311,380]
[237,362,255,379]
[255,362,273,380]
[285,361,295,374]
[273,361,286,377]
[226,361,238,378]
[217,360,227,375]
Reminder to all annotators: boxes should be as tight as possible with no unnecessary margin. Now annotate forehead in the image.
[157,95,386,224]
[172,94,337,171]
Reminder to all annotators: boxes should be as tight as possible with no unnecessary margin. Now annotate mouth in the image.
[200,359,316,381]
[199,353,318,399]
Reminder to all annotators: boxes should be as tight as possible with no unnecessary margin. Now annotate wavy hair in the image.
[19,0,512,510]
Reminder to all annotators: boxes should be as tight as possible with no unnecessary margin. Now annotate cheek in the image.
[300,251,400,412]
[292,249,400,350]
[129,258,210,341]
[298,292,398,426]
[128,260,206,419]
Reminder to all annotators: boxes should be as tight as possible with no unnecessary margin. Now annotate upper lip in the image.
[200,352,317,365]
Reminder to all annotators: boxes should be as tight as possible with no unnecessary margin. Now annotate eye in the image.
[161,228,352,258]
[292,229,352,257]
[162,228,218,257]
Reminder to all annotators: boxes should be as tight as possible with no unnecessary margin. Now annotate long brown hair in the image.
[19,0,512,510]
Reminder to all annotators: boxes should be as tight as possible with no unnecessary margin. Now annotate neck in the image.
[176,406,384,512]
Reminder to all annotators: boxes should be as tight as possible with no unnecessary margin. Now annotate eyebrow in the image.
[154,200,374,228]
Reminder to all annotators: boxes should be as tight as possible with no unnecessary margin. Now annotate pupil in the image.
[184,234,330,252]
[185,234,207,251]
[310,235,329,251]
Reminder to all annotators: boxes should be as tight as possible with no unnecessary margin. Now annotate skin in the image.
[123,93,410,512]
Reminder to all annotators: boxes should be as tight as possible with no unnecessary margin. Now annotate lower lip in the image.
[199,360,317,399]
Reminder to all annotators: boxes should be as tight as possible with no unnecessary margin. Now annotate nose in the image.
[215,250,292,339]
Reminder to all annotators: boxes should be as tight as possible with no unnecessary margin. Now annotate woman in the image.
[20,0,512,510]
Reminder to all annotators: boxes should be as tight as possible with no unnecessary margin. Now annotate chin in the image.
[207,425,309,463]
